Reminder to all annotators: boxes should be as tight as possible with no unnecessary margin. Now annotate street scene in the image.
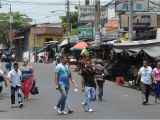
[0,63,160,119]
[0,0,160,119]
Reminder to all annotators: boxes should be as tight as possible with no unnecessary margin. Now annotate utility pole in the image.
[33,19,36,50]
[9,4,13,49]
[128,0,133,42]
[95,0,100,43]
[66,0,71,36]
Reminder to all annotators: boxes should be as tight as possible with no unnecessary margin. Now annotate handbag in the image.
[30,81,39,95]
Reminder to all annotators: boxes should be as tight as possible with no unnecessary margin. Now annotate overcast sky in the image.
[0,0,115,24]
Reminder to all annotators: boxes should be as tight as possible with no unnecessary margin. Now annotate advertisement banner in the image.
[78,26,93,39]
[78,5,108,23]
[115,0,149,12]
[120,13,157,28]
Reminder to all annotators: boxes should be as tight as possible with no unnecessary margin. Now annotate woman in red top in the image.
[20,58,36,100]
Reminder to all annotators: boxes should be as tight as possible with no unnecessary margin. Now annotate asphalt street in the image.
[0,63,160,119]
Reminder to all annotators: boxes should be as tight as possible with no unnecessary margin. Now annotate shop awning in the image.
[70,41,88,50]
[113,40,160,58]
[59,39,68,47]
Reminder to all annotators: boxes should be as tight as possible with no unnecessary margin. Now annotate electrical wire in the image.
[4,0,76,6]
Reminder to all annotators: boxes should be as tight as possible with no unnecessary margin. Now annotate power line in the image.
[4,0,76,6]
[149,1,160,7]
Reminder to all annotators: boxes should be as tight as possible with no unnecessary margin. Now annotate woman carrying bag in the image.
[20,58,36,101]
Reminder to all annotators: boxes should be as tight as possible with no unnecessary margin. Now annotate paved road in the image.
[0,63,160,119]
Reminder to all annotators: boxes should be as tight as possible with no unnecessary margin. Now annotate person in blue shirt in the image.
[54,56,78,115]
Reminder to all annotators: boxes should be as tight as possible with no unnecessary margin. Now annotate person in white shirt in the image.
[7,63,23,108]
[136,60,154,105]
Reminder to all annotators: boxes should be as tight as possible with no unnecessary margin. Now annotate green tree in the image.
[0,12,31,47]
[60,11,78,36]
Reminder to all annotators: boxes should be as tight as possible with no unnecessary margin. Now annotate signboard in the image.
[78,26,93,39]
[78,5,108,23]
[115,0,149,12]
[120,13,157,28]
[106,28,119,39]
[94,32,100,42]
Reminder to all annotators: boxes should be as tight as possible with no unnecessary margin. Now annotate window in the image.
[45,38,53,42]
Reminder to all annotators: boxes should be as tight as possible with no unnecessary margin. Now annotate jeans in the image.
[97,80,104,99]
[140,82,151,103]
[84,86,95,110]
[11,86,23,105]
[0,86,2,93]
[57,84,69,111]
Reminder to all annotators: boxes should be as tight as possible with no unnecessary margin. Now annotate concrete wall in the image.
[28,28,60,49]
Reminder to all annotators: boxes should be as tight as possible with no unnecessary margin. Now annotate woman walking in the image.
[153,61,160,103]
[20,58,36,101]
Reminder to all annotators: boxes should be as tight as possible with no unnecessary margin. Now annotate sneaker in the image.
[19,103,24,108]
[98,97,102,102]
[81,102,85,105]
[58,110,68,115]
[11,104,16,108]
[68,109,74,114]
[81,102,88,112]
[88,108,93,113]
[142,101,146,105]
[58,109,62,114]
[155,99,157,103]
[54,106,60,111]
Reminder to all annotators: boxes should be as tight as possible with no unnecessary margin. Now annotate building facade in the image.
[28,23,61,50]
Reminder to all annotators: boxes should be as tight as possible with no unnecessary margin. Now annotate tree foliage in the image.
[60,11,78,35]
[0,12,31,46]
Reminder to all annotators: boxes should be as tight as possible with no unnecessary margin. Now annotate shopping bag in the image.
[30,81,39,95]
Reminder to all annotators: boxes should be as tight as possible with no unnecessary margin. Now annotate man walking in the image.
[94,59,106,101]
[136,60,154,105]
[81,60,98,112]
[7,63,23,108]
[54,56,78,115]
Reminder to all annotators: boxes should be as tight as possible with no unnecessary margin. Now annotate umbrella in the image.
[59,39,68,47]
[70,41,89,50]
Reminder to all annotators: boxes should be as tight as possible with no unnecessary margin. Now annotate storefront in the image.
[120,12,158,41]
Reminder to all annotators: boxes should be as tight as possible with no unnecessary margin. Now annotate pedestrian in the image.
[81,60,98,112]
[94,59,106,101]
[44,51,49,63]
[55,51,61,65]
[11,53,16,62]
[136,60,154,105]
[20,58,36,101]
[153,61,160,103]
[5,54,12,72]
[7,63,24,108]
[54,56,78,115]
[0,63,7,93]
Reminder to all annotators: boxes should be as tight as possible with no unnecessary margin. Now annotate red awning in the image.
[71,41,89,50]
